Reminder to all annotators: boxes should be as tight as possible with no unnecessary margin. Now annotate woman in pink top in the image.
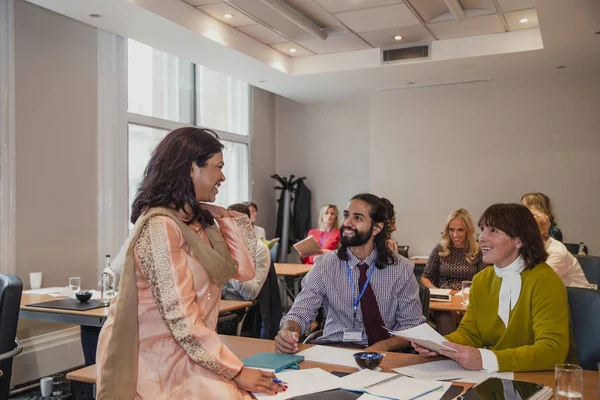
[300,204,341,264]
[96,128,284,400]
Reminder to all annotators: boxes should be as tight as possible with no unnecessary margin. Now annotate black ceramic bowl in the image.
[75,291,92,302]
[353,352,384,370]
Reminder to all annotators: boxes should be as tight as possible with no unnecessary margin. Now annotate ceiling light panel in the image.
[495,0,535,12]
[270,42,313,56]
[315,0,402,14]
[359,25,435,48]
[335,4,421,33]
[237,24,289,45]
[504,8,539,31]
[297,33,372,54]
[428,14,505,40]
[230,0,315,40]
[198,3,256,27]
[458,0,497,13]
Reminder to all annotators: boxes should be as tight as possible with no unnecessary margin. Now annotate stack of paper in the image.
[24,287,63,295]
[393,359,514,383]
[429,289,452,296]
[253,368,341,399]
[386,323,458,353]
[339,369,396,392]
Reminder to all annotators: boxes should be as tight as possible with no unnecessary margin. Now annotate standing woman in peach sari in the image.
[96,128,283,400]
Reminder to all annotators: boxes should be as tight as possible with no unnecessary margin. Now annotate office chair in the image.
[566,287,600,370]
[0,275,23,399]
[576,256,600,288]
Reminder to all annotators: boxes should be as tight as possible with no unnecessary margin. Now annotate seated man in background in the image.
[531,209,590,288]
[222,203,271,301]
[275,193,425,353]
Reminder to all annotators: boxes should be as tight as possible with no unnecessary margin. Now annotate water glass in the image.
[555,364,583,399]
[30,272,43,289]
[461,281,472,305]
[68,276,81,293]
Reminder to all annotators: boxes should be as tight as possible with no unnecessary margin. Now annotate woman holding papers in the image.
[300,204,341,264]
[414,203,577,372]
[95,128,283,400]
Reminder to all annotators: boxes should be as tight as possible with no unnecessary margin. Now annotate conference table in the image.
[67,335,599,398]
[19,291,252,327]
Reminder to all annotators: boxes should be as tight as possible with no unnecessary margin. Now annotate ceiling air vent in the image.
[382,45,430,63]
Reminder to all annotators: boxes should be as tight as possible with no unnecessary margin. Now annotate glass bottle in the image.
[101,254,116,303]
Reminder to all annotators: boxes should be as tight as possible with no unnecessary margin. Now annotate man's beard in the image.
[340,225,373,247]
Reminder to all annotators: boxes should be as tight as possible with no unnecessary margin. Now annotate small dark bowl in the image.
[353,352,384,370]
[75,291,92,302]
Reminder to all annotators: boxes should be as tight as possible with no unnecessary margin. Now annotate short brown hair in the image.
[478,203,548,270]
[228,203,251,218]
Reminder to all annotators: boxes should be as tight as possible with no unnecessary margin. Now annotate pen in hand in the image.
[272,379,288,385]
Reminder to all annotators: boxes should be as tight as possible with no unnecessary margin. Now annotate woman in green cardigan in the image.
[413,203,577,372]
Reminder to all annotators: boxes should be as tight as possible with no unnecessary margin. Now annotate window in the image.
[127,39,250,225]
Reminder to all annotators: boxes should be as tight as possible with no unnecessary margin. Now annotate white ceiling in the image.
[182,0,540,57]
[25,0,600,103]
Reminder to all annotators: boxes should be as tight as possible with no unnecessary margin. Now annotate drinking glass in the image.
[69,277,81,293]
[555,364,583,399]
[461,281,472,305]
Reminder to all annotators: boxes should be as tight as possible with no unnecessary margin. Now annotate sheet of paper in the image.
[411,255,430,260]
[48,287,74,298]
[24,287,63,295]
[357,394,383,400]
[339,369,396,392]
[253,368,341,400]
[386,324,458,353]
[395,360,514,383]
[365,376,451,400]
[297,345,361,369]
[429,288,452,296]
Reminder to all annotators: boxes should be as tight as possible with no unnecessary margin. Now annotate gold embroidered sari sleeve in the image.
[216,213,257,281]
[135,217,242,379]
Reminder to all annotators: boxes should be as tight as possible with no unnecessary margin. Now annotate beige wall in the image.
[370,74,600,255]
[275,97,370,227]
[251,87,278,238]
[15,0,98,289]
[276,73,600,256]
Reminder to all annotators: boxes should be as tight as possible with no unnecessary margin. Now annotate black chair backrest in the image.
[576,256,600,287]
[419,284,430,318]
[397,245,409,258]
[246,260,282,339]
[566,287,600,370]
[0,274,23,398]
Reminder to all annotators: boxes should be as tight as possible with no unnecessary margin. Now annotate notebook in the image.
[293,236,322,256]
[457,378,552,400]
[242,352,304,373]
[357,374,452,400]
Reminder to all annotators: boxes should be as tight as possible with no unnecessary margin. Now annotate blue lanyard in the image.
[319,230,331,247]
[346,261,376,317]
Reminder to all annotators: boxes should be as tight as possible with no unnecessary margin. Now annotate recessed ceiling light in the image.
[224,13,233,19]
[394,35,403,41]
[89,13,103,18]
[289,48,297,53]
[519,18,529,24]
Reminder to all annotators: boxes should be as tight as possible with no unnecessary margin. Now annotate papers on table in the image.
[253,368,341,400]
[24,287,63,295]
[297,345,360,369]
[411,255,429,260]
[386,323,458,353]
[361,375,451,400]
[429,289,452,296]
[339,369,396,392]
[394,360,514,383]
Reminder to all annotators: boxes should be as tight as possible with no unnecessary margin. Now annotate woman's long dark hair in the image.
[131,127,224,226]
[337,193,396,269]
[478,203,548,270]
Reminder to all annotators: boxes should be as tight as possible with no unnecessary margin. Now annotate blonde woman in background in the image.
[300,204,340,264]
[421,208,486,334]
[521,192,563,242]
[530,209,590,288]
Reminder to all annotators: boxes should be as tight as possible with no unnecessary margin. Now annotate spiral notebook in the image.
[358,374,452,400]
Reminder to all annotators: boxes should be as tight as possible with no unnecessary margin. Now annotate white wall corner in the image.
[97,29,129,281]
[12,327,84,387]
[0,0,16,275]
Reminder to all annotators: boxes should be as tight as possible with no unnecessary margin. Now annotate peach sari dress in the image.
[96,212,256,400]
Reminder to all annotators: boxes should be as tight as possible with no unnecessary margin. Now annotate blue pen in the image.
[408,385,445,400]
[272,379,288,385]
